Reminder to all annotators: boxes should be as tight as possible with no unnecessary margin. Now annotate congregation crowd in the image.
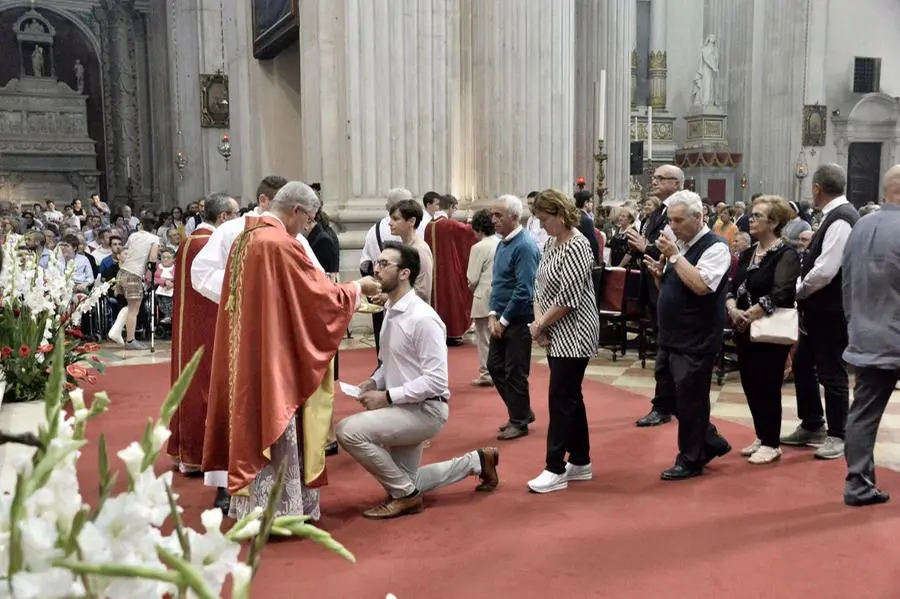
[1,161,897,524]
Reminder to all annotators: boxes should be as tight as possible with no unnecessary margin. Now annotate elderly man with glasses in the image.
[627,164,684,428]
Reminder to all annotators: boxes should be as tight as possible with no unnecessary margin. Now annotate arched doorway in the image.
[833,93,900,207]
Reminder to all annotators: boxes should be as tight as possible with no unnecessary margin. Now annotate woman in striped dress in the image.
[526,189,600,494]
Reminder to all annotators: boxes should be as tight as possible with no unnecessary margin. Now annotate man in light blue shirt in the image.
[841,164,900,507]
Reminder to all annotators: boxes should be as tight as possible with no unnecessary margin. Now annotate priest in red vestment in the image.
[202,181,380,520]
[167,193,240,475]
[424,194,476,341]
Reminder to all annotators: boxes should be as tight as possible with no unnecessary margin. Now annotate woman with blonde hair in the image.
[526,189,600,493]
[725,195,800,464]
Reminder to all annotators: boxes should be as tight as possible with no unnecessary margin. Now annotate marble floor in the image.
[105,333,900,473]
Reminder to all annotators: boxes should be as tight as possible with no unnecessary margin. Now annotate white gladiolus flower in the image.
[150,425,172,453]
[11,568,82,599]
[231,562,253,596]
[117,441,146,479]
[133,470,175,526]
[228,519,261,540]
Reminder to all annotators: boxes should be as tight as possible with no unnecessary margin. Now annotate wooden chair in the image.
[596,266,643,360]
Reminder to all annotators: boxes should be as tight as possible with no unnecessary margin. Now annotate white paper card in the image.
[339,382,362,398]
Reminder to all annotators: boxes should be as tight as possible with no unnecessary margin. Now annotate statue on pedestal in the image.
[74,60,84,93]
[31,46,44,77]
[697,35,719,107]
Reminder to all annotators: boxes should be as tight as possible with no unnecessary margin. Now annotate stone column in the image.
[631,49,638,110]
[602,0,636,202]
[102,0,141,207]
[648,0,667,110]
[146,0,175,208]
[466,0,575,200]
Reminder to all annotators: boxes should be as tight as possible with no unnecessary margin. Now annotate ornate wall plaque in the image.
[251,0,299,60]
[803,105,827,147]
[200,72,229,128]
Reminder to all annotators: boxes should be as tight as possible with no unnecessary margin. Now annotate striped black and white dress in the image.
[535,231,600,359]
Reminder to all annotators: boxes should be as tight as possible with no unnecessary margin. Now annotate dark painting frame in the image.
[802,105,827,147]
[251,0,299,60]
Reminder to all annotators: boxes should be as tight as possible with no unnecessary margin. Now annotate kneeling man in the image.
[337,241,499,519]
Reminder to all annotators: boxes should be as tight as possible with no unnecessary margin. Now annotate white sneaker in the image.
[564,462,593,482]
[748,445,782,465]
[740,439,762,457]
[527,470,568,494]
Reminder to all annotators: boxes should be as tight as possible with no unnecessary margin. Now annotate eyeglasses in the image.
[650,175,680,181]
[375,259,400,269]
[748,212,768,221]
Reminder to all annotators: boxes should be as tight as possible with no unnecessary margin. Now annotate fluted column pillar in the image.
[631,49,637,110]
[602,0,635,202]
[648,0,667,110]
[466,0,574,200]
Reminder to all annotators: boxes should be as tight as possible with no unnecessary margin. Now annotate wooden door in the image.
[847,142,882,207]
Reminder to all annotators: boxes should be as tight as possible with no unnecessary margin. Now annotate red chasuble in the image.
[201,216,358,495]
[167,228,216,470]
[425,216,476,337]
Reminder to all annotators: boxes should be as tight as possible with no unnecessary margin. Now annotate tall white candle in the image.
[126,158,131,179]
[647,107,653,161]
[598,69,606,141]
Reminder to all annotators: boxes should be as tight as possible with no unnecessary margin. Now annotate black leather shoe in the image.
[703,439,732,465]
[660,464,703,481]
[844,489,891,507]
[636,410,672,427]
[325,441,339,457]
[214,487,230,514]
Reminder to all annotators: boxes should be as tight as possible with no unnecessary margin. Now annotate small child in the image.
[154,249,176,324]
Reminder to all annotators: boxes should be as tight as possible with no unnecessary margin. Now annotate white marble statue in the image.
[691,71,702,106]
[31,46,44,77]
[698,35,719,106]
[74,60,84,93]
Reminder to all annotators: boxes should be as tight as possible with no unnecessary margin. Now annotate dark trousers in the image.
[333,349,340,381]
[844,366,899,500]
[793,313,850,438]
[656,348,728,468]
[735,333,791,448]
[546,356,591,474]
[487,322,532,428]
[372,311,385,364]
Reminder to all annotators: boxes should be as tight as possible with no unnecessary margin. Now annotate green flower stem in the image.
[156,546,218,599]
[55,559,182,585]
[165,482,191,562]
[6,472,29,584]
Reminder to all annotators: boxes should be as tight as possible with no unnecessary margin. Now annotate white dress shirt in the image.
[191,208,323,304]
[796,196,852,300]
[525,216,550,252]
[668,225,732,291]
[372,289,449,404]
[417,211,432,238]
[360,216,401,269]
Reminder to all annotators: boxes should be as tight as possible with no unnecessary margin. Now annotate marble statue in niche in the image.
[25,19,45,34]
[74,60,84,93]
[31,46,45,77]
[691,71,702,107]
[697,35,719,107]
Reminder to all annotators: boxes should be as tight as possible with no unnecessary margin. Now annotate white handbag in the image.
[750,307,799,345]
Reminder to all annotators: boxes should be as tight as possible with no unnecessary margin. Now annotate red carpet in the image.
[80,347,900,599]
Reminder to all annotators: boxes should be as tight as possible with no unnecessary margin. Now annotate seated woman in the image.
[725,195,800,465]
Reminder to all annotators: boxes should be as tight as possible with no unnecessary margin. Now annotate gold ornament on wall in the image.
[200,72,230,128]
[802,104,826,147]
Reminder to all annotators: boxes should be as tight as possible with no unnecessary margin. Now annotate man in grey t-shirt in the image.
[841,164,900,507]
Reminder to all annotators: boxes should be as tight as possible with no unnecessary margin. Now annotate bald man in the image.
[628,163,684,427]
[841,164,900,507]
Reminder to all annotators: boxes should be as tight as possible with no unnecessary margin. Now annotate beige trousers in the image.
[473,317,491,377]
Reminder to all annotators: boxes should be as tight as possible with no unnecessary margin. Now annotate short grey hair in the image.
[386,188,413,208]
[203,192,236,223]
[270,181,322,213]
[737,232,751,245]
[495,194,523,218]
[734,201,746,210]
[667,190,704,217]
[812,163,846,196]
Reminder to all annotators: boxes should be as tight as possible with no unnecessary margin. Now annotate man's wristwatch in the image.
[667,254,680,265]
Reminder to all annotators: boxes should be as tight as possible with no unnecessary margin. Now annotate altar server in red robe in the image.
[202,181,380,521]
[425,194,476,343]
[167,192,240,475]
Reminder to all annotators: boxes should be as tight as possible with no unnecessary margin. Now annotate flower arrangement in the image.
[0,333,355,598]
[0,239,110,403]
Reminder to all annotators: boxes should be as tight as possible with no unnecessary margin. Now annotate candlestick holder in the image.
[174,151,188,179]
[217,134,232,170]
[593,139,608,206]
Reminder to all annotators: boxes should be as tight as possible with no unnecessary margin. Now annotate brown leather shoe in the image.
[497,426,528,441]
[362,492,424,520]
[475,447,500,492]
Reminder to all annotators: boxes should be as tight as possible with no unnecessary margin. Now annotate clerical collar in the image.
[197,222,215,233]
[434,210,449,219]
[259,211,286,230]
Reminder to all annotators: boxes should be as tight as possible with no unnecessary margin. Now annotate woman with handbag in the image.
[725,195,801,464]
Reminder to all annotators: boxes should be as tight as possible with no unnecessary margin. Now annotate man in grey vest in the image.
[643,190,732,480]
[841,164,900,507]
[781,164,859,460]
